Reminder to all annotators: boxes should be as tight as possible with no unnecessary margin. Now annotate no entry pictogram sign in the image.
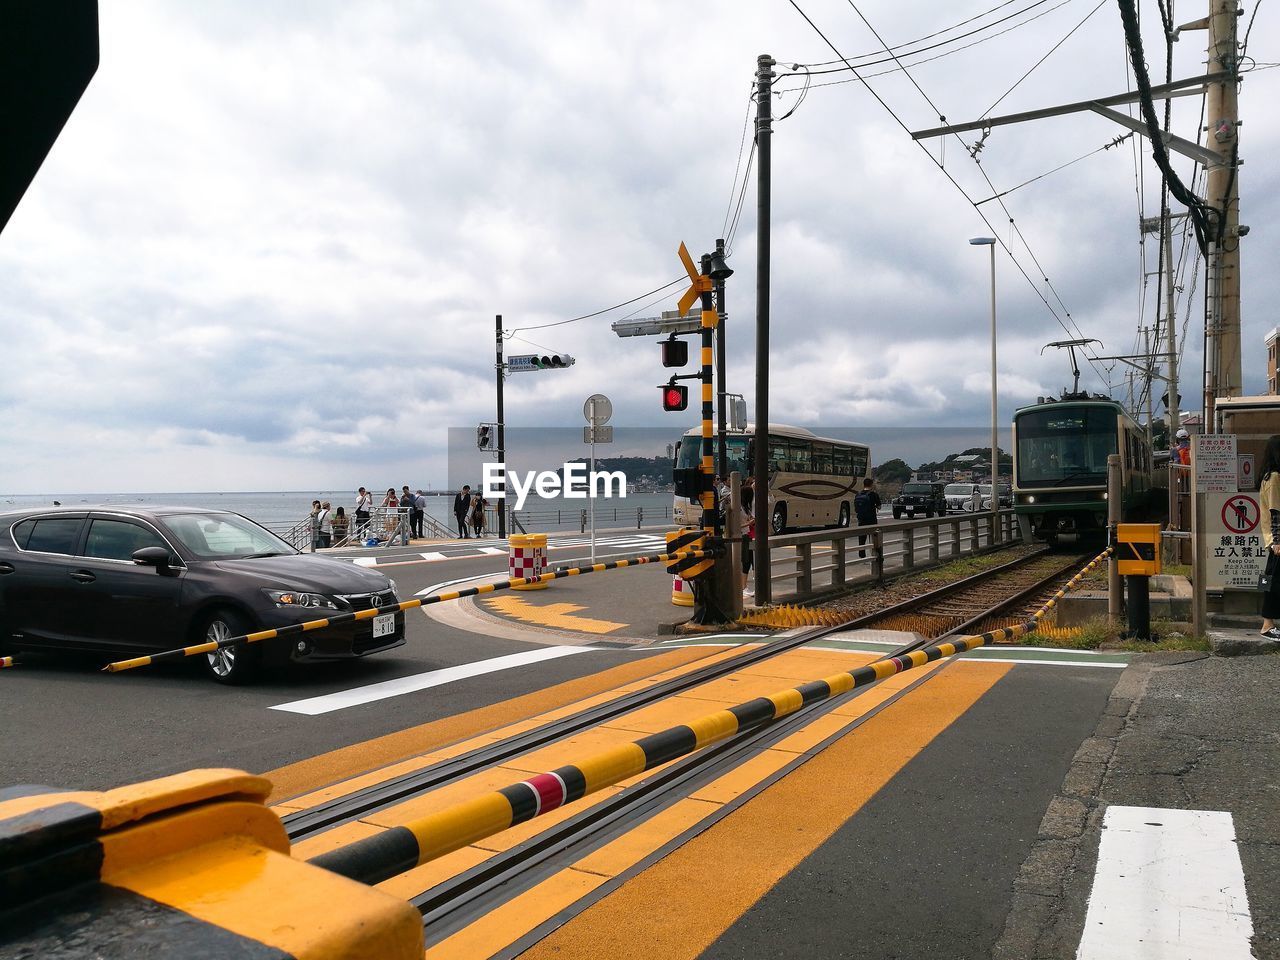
[1221,495,1259,533]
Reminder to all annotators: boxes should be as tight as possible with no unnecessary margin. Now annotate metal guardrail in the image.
[508,504,673,532]
[763,509,1020,601]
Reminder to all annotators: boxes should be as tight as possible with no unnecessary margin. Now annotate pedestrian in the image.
[332,506,349,544]
[401,485,423,539]
[740,477,756,599]
[1175,429,1191,466]
[414,490,428,538]
[968,483,982,513]
[453,484,472,538]
[381,488,399,538]
[1258,436,1280,640]
[354,486,373,538]
[470,493,488,537]
[317,501,332,549]
[854,477,881,560]
[309,499,322,550]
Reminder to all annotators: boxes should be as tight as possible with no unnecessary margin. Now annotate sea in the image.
[0,490,677,533]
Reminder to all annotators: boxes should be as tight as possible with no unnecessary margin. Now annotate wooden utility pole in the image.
[1205,0,1242,405]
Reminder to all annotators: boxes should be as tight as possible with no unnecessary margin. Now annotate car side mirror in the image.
[132,546,175,570]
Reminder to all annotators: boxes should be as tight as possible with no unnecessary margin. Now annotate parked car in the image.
[890,481,947,519]
[978,484,1013,509]
[0,507,405,683]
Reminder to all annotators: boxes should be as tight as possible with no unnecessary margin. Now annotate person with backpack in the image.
[854,477,881,560]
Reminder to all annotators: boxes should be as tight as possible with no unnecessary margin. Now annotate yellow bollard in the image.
[509,533,549,590]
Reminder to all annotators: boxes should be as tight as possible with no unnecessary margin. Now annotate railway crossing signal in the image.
[661,335,688,367]
[661,381,688,411]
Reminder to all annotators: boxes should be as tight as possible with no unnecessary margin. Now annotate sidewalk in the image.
[995,651,1280,959]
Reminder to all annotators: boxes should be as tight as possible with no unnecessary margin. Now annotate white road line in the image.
[419,551,447,561]
[268,646,596,716]
[351,557,379,567]
[954,657,1127,669]
[476,546,507,555]
[1077,805,1254,959]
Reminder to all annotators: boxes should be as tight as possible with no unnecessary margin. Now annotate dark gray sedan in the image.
[0,506,405,683]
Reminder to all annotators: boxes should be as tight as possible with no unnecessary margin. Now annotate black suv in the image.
[891,482,947,519]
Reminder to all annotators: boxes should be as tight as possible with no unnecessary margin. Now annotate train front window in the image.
[1016,408,1117,485]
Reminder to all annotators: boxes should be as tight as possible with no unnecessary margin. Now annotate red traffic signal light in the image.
[661,383,688,412]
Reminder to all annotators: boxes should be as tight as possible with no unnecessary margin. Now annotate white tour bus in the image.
[672,424,871,534]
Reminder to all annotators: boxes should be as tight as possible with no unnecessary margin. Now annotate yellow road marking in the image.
[481,595,629,634]
[262,646,721,804]
[474,662,1013,960]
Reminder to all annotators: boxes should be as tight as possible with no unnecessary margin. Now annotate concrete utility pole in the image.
[1205,0,1242,404]
[1164,206,1181,440]
[753,53,775,605]
[714,237,729,476]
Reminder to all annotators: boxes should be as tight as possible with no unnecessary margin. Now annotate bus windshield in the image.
[1017,408,1117,485]
[674,436,749,477]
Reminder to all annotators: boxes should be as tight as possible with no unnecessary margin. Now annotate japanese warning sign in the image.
[1203,492,1269,590]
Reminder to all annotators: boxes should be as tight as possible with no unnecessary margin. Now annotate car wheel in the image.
[772,504,787,535]
[198,609,261,685]
[838,503,850,528]
[925,508,934,518]
[892,507,902,520]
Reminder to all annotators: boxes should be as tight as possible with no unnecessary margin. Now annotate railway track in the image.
[284,547,1089,854]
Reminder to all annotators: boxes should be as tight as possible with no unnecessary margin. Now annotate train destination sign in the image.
[1202,492,1269,590]
[1192,434,1238,493]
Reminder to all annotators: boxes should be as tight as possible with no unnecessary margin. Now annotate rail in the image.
[309,546,1112,886]
[762,508,1020,602]
[508,504,673,532]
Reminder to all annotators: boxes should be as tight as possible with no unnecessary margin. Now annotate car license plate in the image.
[372,613,395,638]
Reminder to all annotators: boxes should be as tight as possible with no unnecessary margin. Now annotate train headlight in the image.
[1101,492,1108,501]
[1026,495,1036,504]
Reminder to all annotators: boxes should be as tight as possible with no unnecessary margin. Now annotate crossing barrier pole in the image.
[104,548,715,673]
[310,548,1112,886]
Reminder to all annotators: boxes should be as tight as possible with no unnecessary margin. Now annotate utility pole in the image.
[1163,206,1180,442]
[1143,325,1154,452]
[753,53,775,605]
[494,314,506,539]
[1205,0,1242,404]
[714,237,729,477]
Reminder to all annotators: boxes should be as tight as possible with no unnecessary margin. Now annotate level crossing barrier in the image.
[764,509,1018,602]
[311,546,1112,886]
[102,547,716,673]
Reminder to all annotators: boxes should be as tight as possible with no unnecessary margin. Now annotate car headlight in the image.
[387,578,398,597]
[267,589,339,610]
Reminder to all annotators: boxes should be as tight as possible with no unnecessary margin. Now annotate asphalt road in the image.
[0,538,676,791]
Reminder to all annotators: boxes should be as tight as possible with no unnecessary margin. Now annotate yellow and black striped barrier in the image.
[312,547,1112,886]
[0,769,422,958]
[103,548,715,673]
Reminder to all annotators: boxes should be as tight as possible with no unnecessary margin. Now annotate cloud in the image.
[1,0,1275,492]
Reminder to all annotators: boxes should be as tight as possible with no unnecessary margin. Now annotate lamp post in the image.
[970,237,999,544]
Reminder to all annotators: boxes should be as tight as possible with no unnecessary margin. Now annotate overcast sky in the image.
[2,0,1275,494]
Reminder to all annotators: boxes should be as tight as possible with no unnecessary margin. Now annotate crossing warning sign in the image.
[1203,492,1268,590]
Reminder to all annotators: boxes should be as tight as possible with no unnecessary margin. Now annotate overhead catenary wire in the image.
[793,0,1072,75]
[776,0,1080,95]
[980,0,1109,118]
[506,278,686,337]
[974,132,1132,204]
[789,0,1111,387]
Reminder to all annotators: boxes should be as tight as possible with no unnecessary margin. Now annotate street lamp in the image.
[970,237,999,544]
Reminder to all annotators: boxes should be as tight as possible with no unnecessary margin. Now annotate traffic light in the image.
[477,424,493,449]
[531,354,575,369]
[661,381,688,412]
[661,335,688,368]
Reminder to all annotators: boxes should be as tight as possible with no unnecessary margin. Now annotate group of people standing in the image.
[309,485,431,548]
[451,485,491,538]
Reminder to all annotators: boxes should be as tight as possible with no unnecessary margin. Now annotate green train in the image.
[1012,395,1153,543]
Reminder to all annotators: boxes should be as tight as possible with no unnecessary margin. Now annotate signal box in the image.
[1115,523,1162,576]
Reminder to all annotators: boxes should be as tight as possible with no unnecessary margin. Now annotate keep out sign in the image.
[1203,492,1268,590]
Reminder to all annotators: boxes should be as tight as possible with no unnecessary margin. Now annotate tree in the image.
[874,458,912,485]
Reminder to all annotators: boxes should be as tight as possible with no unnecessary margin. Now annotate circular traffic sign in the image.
[1221,494,1259,533]
[584,394,612,424]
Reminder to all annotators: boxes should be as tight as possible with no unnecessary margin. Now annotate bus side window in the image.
[769,436,788,472]
[834,446,851,477]
[811,443,832,476]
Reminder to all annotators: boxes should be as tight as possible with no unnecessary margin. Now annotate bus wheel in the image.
[772,504,787,535]
[838,503,850,528]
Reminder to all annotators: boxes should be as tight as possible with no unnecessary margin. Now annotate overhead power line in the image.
[506,277,686,336]
[785,0,1113,387]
